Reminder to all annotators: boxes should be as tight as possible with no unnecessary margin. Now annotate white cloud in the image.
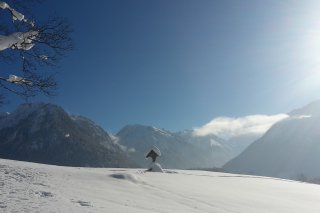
[292,115,312,119]
[193,114,289,139]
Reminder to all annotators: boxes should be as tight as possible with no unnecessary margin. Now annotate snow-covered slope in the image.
[224,101,320,179]
[1,158,320,213]
[0,103,135,168]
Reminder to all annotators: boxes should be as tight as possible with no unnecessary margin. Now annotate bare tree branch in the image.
[0,0,73,103]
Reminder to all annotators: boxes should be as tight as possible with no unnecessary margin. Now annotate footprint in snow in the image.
[110,173,139,183]
[0,201,6,209]
[72,200,92,207]
[33,182,49,187]
[36,191,54,198]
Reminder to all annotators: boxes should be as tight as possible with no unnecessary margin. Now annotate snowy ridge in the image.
[151,126,172,137]
[1,158,320,212]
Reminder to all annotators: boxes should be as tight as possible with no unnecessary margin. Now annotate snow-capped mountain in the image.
[0,103,136,168]
[289,100,320,117]
[116,125,230,169]
[224,100,320,179]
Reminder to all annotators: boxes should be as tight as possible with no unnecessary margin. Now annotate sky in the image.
[2,0,320,134]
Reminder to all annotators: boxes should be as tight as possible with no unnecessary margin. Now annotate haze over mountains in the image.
[224,100,320,180]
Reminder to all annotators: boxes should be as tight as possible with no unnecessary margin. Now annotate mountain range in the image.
[0,103,135,168]
[4,100,320,175]
[0,103,245,169]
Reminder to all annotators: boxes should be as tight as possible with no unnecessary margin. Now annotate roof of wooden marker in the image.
[145,146,161,158]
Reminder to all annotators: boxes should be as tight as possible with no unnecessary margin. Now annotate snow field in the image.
[1,159,320,212]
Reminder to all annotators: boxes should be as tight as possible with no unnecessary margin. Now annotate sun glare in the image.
[284,4,320,98]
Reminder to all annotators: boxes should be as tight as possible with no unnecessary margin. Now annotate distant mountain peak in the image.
[289,100,320,116]
[117,124,174,139]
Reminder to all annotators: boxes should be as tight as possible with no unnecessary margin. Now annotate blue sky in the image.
[3,0,320,133]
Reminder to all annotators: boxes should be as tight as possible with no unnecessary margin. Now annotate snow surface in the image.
[0,1,24,21]
[0,31,38,51]
[152,127,172,137]
[148,163,164,173]
[1,158,320,213]
[0,1,37,51]
[0,1,33,25]
[7,74,33,85]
